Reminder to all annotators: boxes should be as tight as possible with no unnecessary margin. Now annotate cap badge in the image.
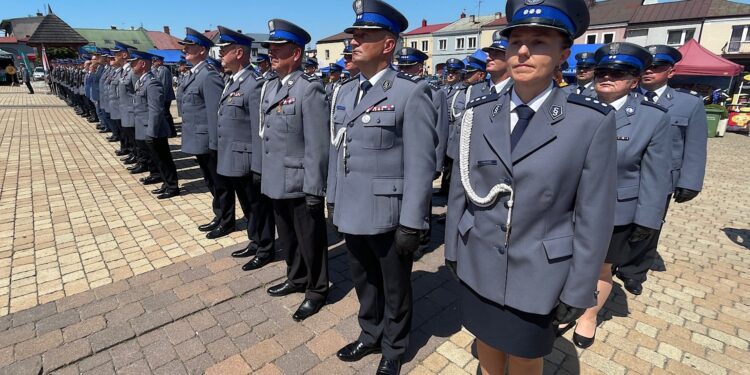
[268,21,275,31]
[648,46,657,54]
[524,0,544,5]
[610,43,620,55]
[355,0,364,14]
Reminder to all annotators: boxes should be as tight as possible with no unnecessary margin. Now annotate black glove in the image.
[553,301,586,325]
[629,225,657,243]
[252,172,262,186]
[394,225,421,257]
[445,259,458,280]
[674,188,699,203]
[305,195,324,215]
[326,203,339,229]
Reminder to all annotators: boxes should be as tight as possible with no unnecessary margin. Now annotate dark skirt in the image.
[459,282,555,359]
[605,224,635,266]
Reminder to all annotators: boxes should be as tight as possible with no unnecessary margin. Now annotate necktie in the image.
[645,91,657,102]
[223,77,234,95]
[357,81,373,106]
[490,86,497,94]
[511,105,535,151]
[577,85,585,95]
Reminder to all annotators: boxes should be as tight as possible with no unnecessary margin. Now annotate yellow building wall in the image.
[317,41,345,68]
[480,28,500,49]
[402,36,435,75]
[700,18,750,55]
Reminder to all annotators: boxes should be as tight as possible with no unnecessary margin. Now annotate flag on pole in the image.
[41,45,50,73]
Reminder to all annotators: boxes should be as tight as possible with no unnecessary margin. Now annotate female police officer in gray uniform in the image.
[444,0,617,373]
[562,42,671,349]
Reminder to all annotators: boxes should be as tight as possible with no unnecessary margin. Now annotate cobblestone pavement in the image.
[1,85,749,374]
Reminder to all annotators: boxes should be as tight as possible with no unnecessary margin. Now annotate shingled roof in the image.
[0,16,44,42]
[630,0,750,25]
[26,7,87,47]
[588,0,642,26]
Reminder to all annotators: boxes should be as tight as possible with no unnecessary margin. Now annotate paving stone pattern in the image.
[1,86,749,374]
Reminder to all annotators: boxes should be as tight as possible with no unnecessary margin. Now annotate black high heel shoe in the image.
[573,327,596,349]
[556,321,576,337]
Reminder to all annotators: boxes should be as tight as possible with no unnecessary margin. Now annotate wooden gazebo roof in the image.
[26,6,88,48]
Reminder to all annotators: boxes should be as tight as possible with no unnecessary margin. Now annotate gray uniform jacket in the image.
[91,65,103,102]
[445,87,617,314]
[156,65,176,103]
[216,67,264,177]
[329,69,438,235]
[430,83,449,173]
[259,70,329,200]
[562,82,596,97]
[612,93,672,230]
[99,67,111,112]
[175,73,186,116]
[133,71,170,139]
[179,61,224,155]
[653,86,707,192]
[446,81,485,160]
[118,66,136,128]
[108,68,123,120]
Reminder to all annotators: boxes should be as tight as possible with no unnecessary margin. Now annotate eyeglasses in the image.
[594,70,634,80]
[644,64,671,73]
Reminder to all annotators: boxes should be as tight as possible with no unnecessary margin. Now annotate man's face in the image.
[330,71,341,81]
[268,43,300,72]
[183,44,206,63]
[305,65,317,74]
[113,51,128,65]
[445,70,461,84]
[153,59,162,68]
[576,66,594,83]
[344,55,356,71]
[641,64,673,88]
[351,29,392,64]
[258,60,270,72]
[507,27,570,85]
[595,69,639,99]
[398,63,423,76]
[464,70,485,84]
[219,45,242,71]
[486,49,508,75]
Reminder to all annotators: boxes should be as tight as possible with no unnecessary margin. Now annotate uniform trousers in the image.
[164,101,177,136]
[121,127,135,154]
[110,119,122,141]
[440,157,453,194]
[616,194,672,282]
[196,151,235,226]
[273,198,328,302]
[24,80,34,94]
[135,139,159,176]
[228,173,275,258]
[99,108,111,131]
[146,137,178,190]
[344,232,414,360]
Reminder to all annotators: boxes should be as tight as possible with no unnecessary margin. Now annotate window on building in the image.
[411,41,418,49]
[728,25,750,52]
[132,40,140,44]
[468,37,477,49]
[586,34,597,44]
[103,39,112,44]
[667,28,695,46]
[325,50,330,60]
[625,29,648,39]
[251,48,258,57]
[602,33,614,44]
[438,39,447,51]
[456,37,465,50]
[422,40,429,52]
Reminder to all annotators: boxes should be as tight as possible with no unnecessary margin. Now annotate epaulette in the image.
[675,88,701,98]
[428,82,441,91]
[469,80,487,87]
[641,100,667,112]
[205,64,215,71]
[567,94,613,115]
[301,73,319,82]
[465,92,499,109]
[341,76,358,85]
[397,72,424,83]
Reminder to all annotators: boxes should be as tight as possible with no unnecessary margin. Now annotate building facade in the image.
[430,14,496,74]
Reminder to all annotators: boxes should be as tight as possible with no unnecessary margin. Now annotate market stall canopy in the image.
[675,39,742,77]
[147,49,182,64]
[25,6,88,48]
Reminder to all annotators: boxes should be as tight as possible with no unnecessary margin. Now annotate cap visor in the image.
[501,23,572,39]
[344,25,385,34]
[481,46,505,53]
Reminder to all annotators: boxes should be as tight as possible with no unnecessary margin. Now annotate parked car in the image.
[33,67,46,81]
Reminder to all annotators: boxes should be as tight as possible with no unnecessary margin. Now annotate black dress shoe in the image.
[115,149,128,156]
[231,243,258,258]
[573,328,596,349]
[206,225,234,239]
[157,189,180,199]
[151,186,167,194]
[336,341,381,362]
[292,299,325,322]
[107,137,120,143]
[242,254,273,271]
[123,157,138,165]
[129,164,148,174]
[621,278,643,295]
[98,129,108,133]
[198,219,220,232]
[376,357,401,375]
[267,281,305,297]
[141,175,163,185]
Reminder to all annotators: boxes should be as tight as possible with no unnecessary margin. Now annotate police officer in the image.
[325,63,344,101]
[98,51,116,140]
[616,45,708,295]
[90,51,105,130]
[256,54,273,79]
[175,57,188,117]
[259,19,330,322]
[213,26,277,271]
[303,56,319,75]
[113,42,143,174]
[444,0,617,372]
[394,47,449,261]
[178,27,234,239]
[437,58,465,196]
[329,1,437,373]
[130,51,180,199]
[565,42,671,349]
[341,39,360,77]
[152,54,178,137]
[20,63,33,94]
[482,31,512,94]
[563,52,597,96]
[108,42,133,147]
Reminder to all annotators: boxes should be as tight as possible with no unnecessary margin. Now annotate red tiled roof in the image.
[317,32,352,44]
[203,30,219,41]
[0,36,18,43]
[146,31,182,50]
[481,18,508,28]
[404,22,451,36]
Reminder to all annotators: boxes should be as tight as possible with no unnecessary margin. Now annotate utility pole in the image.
[477,0,483,17]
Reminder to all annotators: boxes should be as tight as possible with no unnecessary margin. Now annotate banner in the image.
[41,45,50,73]
[19,51,33,72]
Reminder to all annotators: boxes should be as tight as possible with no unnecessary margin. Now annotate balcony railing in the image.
[724,41,750,54]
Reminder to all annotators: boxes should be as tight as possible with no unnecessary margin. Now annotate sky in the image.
[6,0,750,47]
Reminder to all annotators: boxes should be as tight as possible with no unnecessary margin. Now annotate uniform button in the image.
[496,245,506,255]
[265,137,269,141]
[503,201,510,209]
[345,153,350,158]
[500,224,507,232]
[346,137,352,142]
[347,123,353,127]
[345,168,350,173]
[392,186,397,192]
[265,151,269,154]
[503,178,512,185]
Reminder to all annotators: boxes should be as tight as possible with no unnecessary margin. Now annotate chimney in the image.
[470,15,476,23]
[163,26,170,35]
[460,12,466,19]
[110,25,117,30]
[495,12,502,20]
[238,29,242,33]
[205,29,211,33]
[36,12,43,16]
[422,19,428,28]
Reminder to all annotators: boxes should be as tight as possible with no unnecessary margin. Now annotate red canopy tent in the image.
[674,39,743,77]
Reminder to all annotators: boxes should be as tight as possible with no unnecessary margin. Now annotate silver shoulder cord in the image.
[330,83,346,148]
[458,103,515,246]
[450,87,463,120]
[258,80,269,138]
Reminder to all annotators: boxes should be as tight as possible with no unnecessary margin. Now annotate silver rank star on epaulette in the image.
[584,96,610,109]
